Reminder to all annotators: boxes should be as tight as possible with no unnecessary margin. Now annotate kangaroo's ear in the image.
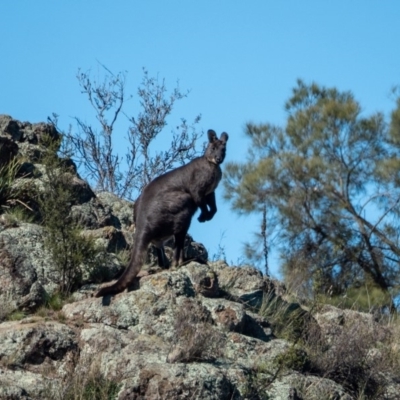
[220,132,229,143]
[207,129,217,143]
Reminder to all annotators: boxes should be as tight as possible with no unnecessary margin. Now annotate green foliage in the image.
[304,317,389,399]
[115,248,130,266]
[241,364,272,400]
[389,89,400,145]
[7,310,26,321]
[0,156,21,210]
[49,355,121,400]
[259,290,310,341]
[242,346,308,400]
[43,225,102,294]
[224,80,400,308]
[170,298,225,363]
[317,283,393,313]
[63,373,120,400]
[37,134,105,295]
[44,291,65,311]
[31,292,67,320]
[272,346,310,373]
[2,206,36,225]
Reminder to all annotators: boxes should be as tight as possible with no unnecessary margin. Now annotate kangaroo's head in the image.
[204,129,229,165]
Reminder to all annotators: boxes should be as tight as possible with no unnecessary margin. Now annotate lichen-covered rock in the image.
[0,369,50,400]
[1,116,398,399]
[0,319,77,399]
[265,373,353,400]
[0,320,77,368]
[82,226,128,253]
[117,363,238,400]
[184,262,220,297]
[0,115,60,145]
[184,236,208,263]
[18,164,95,207]
[70,193,131,231]
[0,223,51,312]
[0,115,23,141]
[95,191,135,230]
[314,304,391,345]
[0,115,60,166]
[1,259,398,399]
[0,135,18,167]
[0,221,124,313]
[215,263,266,308]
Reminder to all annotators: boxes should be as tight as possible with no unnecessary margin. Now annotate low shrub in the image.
[168,298,225,363]
[46,354,121,400]
[305,314,392,398]
[37,134,107,294]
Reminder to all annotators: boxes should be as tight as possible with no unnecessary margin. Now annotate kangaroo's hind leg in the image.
[172,231,186,267]
[170,195,196,268]
[153,242,169,268]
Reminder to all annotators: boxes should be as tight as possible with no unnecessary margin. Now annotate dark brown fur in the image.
[95,129,228,297]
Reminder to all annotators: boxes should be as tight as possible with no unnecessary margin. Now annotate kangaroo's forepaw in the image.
[198,212,210,222]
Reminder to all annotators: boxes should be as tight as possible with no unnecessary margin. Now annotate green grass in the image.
[7,310,26,321]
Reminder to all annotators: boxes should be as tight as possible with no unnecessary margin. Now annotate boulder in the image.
[1,116,398,399]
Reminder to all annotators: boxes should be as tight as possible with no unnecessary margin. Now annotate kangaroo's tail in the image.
[95,235,148,297]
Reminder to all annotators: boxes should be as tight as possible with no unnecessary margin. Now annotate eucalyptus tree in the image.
[224,80,400,307]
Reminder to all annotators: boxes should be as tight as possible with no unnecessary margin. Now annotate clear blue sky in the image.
[1,1,399,276]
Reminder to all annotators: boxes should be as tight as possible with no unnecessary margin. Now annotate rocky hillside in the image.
[0,115,399,400]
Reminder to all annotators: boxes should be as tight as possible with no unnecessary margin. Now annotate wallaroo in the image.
[96,129,229,297]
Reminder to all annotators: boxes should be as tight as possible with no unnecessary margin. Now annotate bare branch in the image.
[65,65,201,200]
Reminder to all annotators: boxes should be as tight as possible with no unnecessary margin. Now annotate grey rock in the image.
[0,221,125,313]
[216,264,266,308]
[0,320,77,367]
[70,195,124,230]
[0,115,23,141]
[0,135,18,167]
[0,116,397,399]
[96,191,135,230]
[265,373,353,400]
[0,223,51,312]
[0,260,383,400]
[185,262,219,297]
[0,115,60,162]
[0,369,48,399]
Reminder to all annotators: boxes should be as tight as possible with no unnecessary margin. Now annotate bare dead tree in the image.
[65,65,201,200]
[261,203,269,276]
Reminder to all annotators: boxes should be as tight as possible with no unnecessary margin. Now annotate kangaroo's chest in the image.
[201,166,222,195]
